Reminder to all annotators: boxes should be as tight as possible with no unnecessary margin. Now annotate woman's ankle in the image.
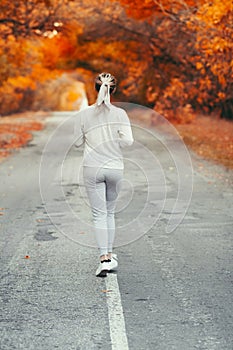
[100,254,108,262]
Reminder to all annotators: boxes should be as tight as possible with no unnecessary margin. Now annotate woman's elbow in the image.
[127,139,134,146]
[120,138,134,147]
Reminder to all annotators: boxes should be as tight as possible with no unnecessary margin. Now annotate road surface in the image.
[0,111,232,350]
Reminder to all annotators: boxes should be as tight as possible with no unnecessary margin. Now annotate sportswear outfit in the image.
[74,102,134,263]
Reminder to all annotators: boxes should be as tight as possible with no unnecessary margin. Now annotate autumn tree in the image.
[0,0,153,113]
[0,0,72,113]
[191,1,233,119]
[119,0,233,120]
[0,0,232,120]
[0,0,68,38]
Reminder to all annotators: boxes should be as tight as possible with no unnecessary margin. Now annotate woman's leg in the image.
[83,167,108,257]
[105,169,123,255]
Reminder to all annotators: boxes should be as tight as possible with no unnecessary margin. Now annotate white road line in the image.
[105,273,129,350]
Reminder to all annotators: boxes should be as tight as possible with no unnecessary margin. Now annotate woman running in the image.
[74,72,134,277]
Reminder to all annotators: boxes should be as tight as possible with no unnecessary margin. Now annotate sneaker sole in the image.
[96,269,109,277]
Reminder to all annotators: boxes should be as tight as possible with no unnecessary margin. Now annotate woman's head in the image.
[95,72,117,94]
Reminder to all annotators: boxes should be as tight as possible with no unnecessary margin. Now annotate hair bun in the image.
[95,72,117,94]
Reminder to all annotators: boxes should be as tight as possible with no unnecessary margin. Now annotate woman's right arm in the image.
[118,110,134,148]
[74,112,85,147]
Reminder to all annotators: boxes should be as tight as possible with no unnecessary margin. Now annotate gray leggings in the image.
[83,167,123,256]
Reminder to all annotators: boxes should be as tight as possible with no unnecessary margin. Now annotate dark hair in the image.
[95,72,117,94]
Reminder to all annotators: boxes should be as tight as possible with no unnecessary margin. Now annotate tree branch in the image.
[0,18,24,26]
[152,0,178,21]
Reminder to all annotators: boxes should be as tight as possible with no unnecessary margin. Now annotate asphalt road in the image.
[0,111,232,350]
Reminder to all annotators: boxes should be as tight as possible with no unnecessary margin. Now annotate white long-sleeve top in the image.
[74,103,134,169]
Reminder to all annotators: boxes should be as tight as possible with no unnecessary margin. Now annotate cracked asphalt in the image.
[0,111,232,350]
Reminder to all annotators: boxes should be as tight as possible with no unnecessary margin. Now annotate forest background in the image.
[0,0,232,167]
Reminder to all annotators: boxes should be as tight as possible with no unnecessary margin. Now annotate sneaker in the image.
[108,254,118,271]
[96,260,110,277]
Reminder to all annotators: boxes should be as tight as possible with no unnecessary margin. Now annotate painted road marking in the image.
[105,273,129,350]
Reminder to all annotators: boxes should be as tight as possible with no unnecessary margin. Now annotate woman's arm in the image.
[118,110,134,148]
[74,112,85,147]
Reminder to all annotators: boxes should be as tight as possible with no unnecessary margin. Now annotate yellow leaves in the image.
[187,85,199,100]
[196,36,229,57]
[146,85,158,103]
[0,73,38,114]
[120,0,198,20]
[199,76,212,91]
[0,0,231,120]
[192,0,232,103]
[218,92,226,100]
[0,83,22,115]
[163,78,185,99]
[196,62,203,70]
[197,0,232,27]
[0,113,44,161]
[192,2,232,104]
[75,39,142,69]
[30,63,59,83]
[196,96,203,104]
[210,63,220,75]
[176,104,195,124]
[120,0,155,20]
[212,37,230,53]
[155,77,196,123]
[8,76,36,90]
[40,35,68,69]
[218,75,226,87]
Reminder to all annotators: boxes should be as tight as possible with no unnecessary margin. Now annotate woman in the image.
[74,72,134,277]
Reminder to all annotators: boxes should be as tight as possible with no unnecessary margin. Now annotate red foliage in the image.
[0,112,46,161]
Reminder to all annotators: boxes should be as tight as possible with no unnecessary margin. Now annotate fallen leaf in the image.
[101,289,112,293]
[0,213,4,216]
[79,231,86,234]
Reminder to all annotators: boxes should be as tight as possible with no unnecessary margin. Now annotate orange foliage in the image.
[0,0,232,121]
[119,0,199,19]
[192,0,233,108]
[0,113,44,157]
[40,34,79,70]
[0,34,62,115]
[119,0,233,120]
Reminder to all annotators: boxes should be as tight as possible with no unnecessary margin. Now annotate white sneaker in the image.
[108,254,118,271]
[96,261,110,277]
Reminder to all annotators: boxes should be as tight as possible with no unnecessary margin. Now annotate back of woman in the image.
[75,102,133,169]
[74,72,134,277]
